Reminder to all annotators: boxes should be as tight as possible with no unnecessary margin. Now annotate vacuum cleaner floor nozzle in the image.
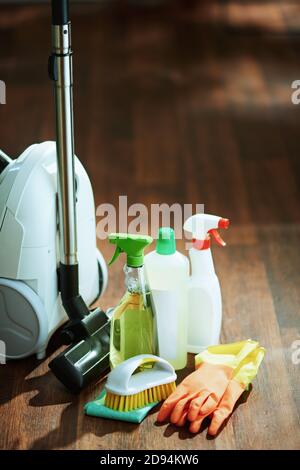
[49,308,110,393]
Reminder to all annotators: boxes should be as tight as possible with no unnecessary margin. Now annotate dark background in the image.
[1,0,300,225]
[0,0,299,450]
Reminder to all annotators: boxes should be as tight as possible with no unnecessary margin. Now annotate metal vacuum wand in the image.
[49,0,90,329]
[51,5,77,267]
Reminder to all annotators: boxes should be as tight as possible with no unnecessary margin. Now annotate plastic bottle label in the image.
[150,289,181,361]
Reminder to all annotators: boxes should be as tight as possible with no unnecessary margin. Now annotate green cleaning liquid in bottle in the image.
[108,233,157,369]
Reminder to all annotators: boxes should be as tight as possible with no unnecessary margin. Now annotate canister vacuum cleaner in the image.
[0,0,111,393]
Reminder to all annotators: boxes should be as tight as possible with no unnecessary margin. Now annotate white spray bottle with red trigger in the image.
[183,214,230,352]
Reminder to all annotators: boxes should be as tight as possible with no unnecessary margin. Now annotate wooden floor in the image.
[0,0,300,450]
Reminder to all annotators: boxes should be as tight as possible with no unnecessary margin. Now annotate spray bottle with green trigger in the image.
[108,233,157,369]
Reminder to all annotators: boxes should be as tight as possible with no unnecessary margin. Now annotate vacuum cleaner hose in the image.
[0,150,12,174]
[51,0,69,25]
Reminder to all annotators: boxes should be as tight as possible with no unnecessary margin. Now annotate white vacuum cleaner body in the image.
[0,141,107,360]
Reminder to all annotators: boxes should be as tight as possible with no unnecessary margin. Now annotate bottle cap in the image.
[156,227,176,255]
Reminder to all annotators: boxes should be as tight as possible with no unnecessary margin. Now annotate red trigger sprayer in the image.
[183,214,230,352]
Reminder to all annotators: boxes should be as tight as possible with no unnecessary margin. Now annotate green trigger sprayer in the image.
[109,233,153,268]
[108,233,157,369]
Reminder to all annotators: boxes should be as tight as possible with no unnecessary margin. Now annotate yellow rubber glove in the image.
[157,340,258,424]
[189,346,265,434]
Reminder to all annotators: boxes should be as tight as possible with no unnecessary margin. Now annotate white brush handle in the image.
[106,354,176,396]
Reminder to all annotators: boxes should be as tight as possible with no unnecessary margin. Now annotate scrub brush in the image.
[105,354,177,412]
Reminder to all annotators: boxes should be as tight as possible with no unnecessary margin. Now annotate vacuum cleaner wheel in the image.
[0,278,48,359]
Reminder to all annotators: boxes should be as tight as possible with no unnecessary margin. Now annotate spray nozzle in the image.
[184,214,230,250]
[108,233,153,268]
[208,218,230,247]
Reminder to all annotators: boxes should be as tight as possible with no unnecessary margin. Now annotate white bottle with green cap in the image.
[144,228,189,370]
